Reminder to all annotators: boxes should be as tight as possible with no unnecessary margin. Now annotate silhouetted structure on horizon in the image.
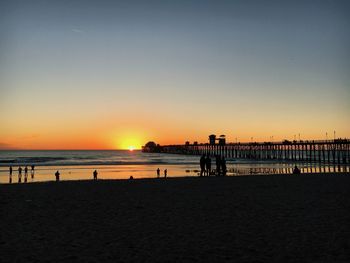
[142,141,162,153]
[209,134,226,145]
[142,136,350,164]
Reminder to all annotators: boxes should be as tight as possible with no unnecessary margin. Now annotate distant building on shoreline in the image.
[142,141,161,153]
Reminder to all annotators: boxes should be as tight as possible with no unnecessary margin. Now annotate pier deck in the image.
[146,140,350,164]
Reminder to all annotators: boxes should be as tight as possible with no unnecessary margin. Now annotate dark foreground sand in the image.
[1,175,350,262]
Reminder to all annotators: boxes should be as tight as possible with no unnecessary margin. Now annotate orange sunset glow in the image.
[0,0,349,150]
[1,110,350,149]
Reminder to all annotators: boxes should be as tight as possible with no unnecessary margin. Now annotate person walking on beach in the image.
[55,170,60,181]
[200,155,206,176]
[157,168,160,178]
[93,170,98,180]
[31,165,35,178]
[164,169,167,178]
[205,155,211,176]
[24,166,28,182]
[215,155,221,176]
[9,166,13,183]
[18,166,22,183]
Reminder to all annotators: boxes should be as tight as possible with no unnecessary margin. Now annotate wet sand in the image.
[1,174,350,262]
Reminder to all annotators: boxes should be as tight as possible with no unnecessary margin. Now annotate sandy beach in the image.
[1,174,350,262]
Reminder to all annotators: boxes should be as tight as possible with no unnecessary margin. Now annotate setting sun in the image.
[118,138,142,150]
[128,146,135,151]
[112,132,145,150]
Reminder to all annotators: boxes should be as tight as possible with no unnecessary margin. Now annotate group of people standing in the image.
[156,168,167,178]
[200,154,227,176]
[8,166,99,183]
[9,165,35,183]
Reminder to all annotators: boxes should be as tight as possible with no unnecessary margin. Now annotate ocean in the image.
[0,150,349,183]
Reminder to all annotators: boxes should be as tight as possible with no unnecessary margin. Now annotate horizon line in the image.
[1,137,349,151]
[0,148,142,151]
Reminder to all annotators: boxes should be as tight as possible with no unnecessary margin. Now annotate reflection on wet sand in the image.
[227,164,350,176]
[2,163,350,184]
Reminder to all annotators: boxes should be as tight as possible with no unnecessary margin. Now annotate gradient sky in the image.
[1,0,349,149]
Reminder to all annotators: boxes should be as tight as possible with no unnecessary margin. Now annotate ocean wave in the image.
[0,157,67,164]
[0,160,17,163]
[0,151,201,167]
[0,160,199,167]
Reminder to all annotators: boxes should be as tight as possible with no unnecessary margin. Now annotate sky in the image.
[0,0,349,149]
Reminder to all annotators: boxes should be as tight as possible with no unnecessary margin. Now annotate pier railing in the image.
[157,140,350,164]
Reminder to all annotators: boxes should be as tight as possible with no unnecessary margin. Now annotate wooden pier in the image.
[146,139,350,164]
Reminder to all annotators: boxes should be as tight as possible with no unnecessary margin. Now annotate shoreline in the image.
[1,172,350,185]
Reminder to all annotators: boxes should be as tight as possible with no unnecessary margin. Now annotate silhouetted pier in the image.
[144,138,350,164]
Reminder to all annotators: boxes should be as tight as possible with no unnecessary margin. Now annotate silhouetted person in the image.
[31,165,35,178]
[164,169,167,178]
[200,155,206,176]
[93,170,98,180]
[55,170,60,181]
[221,156,227,176]
[205,155,211,176]
[216,155,221,176]
[18,166,22,183]
[293,165,300,175]
[24,166,28,182]
[9,166,13,183]
[157,168,160,178]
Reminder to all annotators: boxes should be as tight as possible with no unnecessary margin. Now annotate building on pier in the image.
[208,134,226,145]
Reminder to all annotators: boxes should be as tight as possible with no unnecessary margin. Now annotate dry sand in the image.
[1,174,350,262]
